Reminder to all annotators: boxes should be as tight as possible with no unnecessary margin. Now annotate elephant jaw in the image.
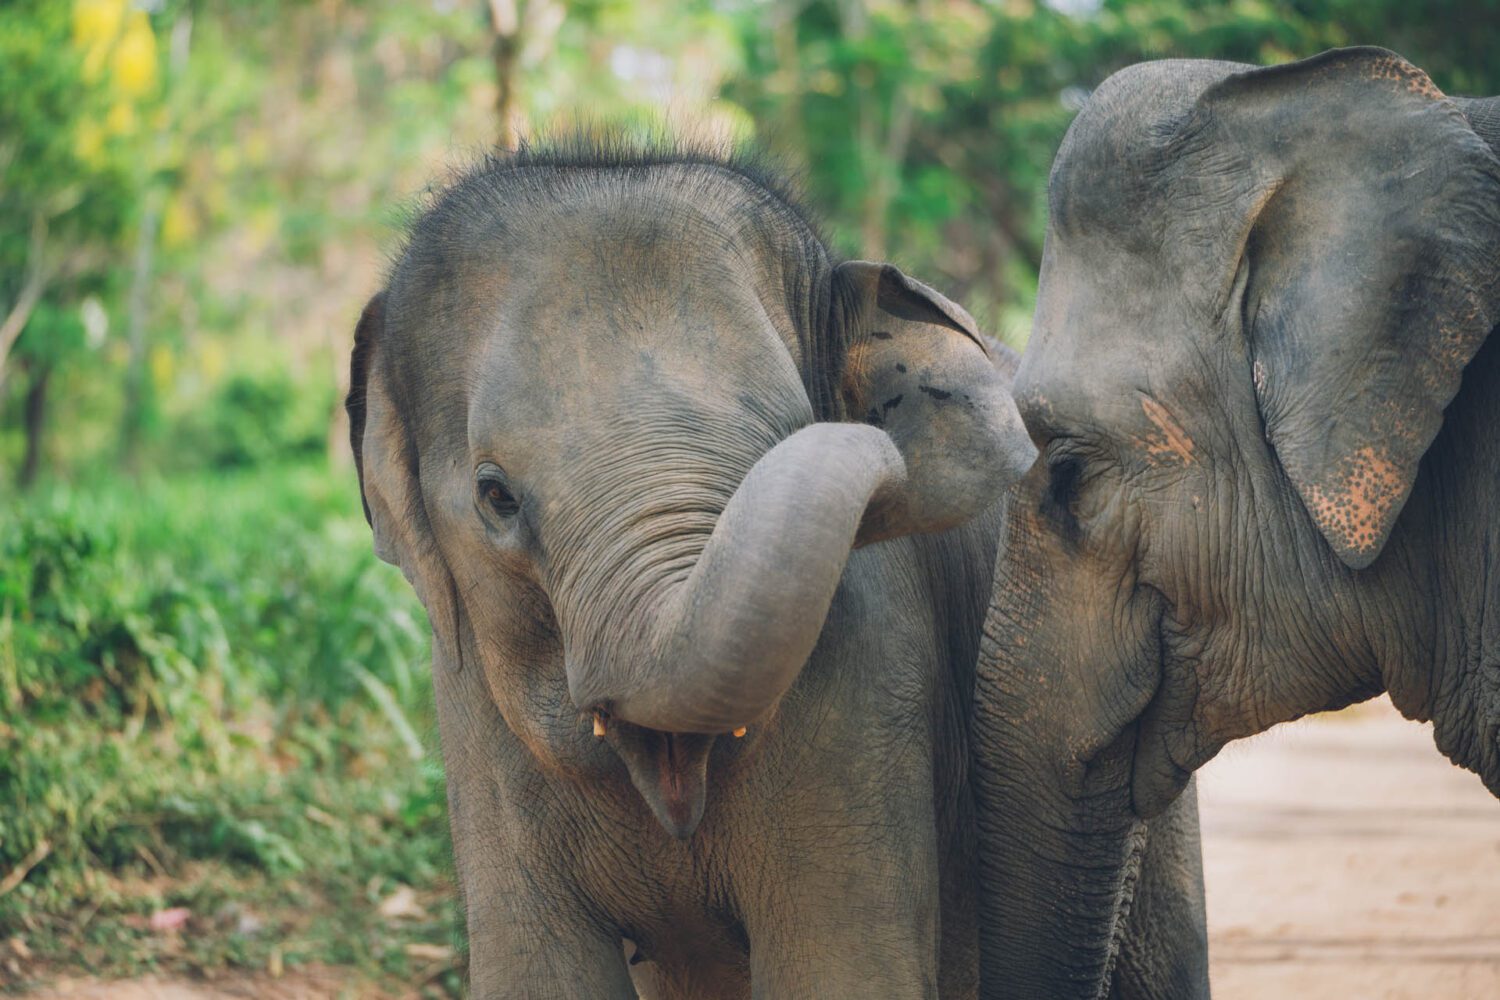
[604,720,719,839]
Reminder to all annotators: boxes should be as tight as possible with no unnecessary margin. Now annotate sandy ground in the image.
[22,696,1500,998]
[1199,696,1500,999]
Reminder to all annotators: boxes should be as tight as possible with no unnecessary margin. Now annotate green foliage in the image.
[0,0,135,260]
[171,371,336,470]
[0,464,455,990]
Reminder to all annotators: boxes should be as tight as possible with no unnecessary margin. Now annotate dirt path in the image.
[1199,696,1500,999]
[22,696,1500,998]
[21,968,368,1000]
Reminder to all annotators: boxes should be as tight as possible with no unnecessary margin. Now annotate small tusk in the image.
[732,726,747,738]
[593,712,607,738]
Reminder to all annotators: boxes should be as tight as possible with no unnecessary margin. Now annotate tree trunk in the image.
[121,194,161,474]
[488,0,520,148]
[19,360,51,490]
[121,13,189,474]
[0,213,52,391]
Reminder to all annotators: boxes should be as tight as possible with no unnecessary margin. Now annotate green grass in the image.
[0,462,463,996]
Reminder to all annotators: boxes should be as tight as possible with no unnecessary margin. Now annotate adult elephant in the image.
[973,47,1500,998]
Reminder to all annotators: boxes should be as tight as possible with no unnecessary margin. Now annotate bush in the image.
[172,372,335,471]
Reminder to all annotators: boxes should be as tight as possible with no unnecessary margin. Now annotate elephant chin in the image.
[605,720,718,840]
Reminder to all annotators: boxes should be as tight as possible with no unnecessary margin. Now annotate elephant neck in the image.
[1376,324,1500,796]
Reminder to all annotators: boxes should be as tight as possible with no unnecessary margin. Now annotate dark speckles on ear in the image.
[1302,443,1406,565]
[871,330,893,340]
[1363,53,1445,100]
[895,363,907,373]
[919,385,952,401]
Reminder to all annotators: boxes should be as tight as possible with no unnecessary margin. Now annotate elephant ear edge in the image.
[1199,47,1500,569]
[347,290,384,530]
[345,288,465,670]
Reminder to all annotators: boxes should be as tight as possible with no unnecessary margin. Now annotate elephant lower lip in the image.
[655,735,690,823]
[609,723,717,840]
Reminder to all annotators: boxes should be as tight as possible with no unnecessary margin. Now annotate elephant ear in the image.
[1198,48,1500,569]
[833,260,1035,546]
[346,290,464,667]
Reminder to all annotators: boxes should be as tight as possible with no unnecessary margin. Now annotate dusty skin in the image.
[24,695,1499,999]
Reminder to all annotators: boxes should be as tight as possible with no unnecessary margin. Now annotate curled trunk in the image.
[564,421,906,734]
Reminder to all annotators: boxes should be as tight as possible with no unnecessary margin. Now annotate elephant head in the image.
[973,48,1500,996]
[348,147,1033,840]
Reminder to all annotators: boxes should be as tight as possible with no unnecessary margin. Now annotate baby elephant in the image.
[347,143,1204,998]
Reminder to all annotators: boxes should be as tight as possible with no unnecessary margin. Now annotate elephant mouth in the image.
[604,719,719,840]
[1129,715,1192,819]
[1128,602,1196,819]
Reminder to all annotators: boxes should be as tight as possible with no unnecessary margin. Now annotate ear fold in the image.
[1197,48,1500,568]
[833,260,1036,546]
[347,292,383,531]
[346,291,465,668]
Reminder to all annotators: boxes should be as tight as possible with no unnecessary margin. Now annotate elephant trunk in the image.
[972,496,1159,998]
[564,421,906,735]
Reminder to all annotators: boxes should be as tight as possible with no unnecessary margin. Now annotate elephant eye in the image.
[1042,454,1084,541]
[476,464,521,518]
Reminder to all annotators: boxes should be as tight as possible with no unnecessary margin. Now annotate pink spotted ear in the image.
[1194,48,1500,568]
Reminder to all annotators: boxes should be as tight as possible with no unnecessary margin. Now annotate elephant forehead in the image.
[461,285,810,481]
[1019,248,1184,429]
[1049,58,1244,247]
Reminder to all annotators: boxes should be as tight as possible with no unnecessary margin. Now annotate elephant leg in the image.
[741,783,943,998]
[1109,776,1210,1000]
[457,824,636,1000]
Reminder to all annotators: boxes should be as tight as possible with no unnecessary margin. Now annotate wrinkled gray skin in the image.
[973,46,1500,998]
[347,147,1206,998]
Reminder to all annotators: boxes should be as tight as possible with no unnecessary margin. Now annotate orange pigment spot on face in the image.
[1138,396,1195,466]
[1304,445,1406,556]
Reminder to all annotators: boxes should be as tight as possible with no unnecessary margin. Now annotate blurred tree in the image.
[727,0,1500,339]
[486,0,566,147]
[8,0,1500,484]
[0,0,153,486]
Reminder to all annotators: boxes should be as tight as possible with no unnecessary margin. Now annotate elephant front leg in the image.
[446,770,637,1000]
[463,890,635,999]
[746,871,940,999]
[432,662,635,999]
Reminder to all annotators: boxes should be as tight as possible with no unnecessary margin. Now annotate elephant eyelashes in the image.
[1042,455,1084,542]
[475,464,521,518]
